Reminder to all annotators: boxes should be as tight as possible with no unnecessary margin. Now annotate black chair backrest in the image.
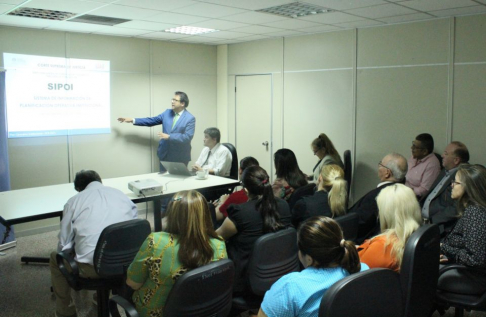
[334,212,359,242]
[93,219,151,278]
[400,224,440,317]
[288,183,316,210]
[164,259,234,317]
[222,143,238,180]
[343,150,352,196]
[434,153,444,170]
[319,268,403,317]
[247,227,300,296]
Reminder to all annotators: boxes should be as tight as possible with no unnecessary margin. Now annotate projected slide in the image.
[4,53,110,138]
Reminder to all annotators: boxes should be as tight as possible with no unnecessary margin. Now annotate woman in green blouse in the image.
[126,190,227,317]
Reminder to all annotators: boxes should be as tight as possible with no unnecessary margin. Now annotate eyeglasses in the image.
[451,181,462,187]
[171,98,181,102]
[378,161,394,176]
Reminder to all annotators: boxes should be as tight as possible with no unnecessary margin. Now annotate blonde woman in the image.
[291,164,347,228]
[310,133,344,182]
[126,190,227,317]
[357,183,422,272]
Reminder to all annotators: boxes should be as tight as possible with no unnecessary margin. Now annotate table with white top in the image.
[1,172,239,262]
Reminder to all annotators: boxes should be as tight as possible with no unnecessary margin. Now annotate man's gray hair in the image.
[386,152,408,182]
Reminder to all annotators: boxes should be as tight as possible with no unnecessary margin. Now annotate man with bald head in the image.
[350,152,408,244]
[421,141,469,237]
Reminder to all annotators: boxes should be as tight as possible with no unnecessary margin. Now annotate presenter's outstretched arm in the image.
[118,117,134,123]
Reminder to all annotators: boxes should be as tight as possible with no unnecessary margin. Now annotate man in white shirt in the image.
[49,170,138,317]
[192,127,232,177]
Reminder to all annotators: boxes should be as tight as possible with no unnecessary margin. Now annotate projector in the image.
[128,179,163,196]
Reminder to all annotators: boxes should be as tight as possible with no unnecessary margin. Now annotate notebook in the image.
[160,161,196,176]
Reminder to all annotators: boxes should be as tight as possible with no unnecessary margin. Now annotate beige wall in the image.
[225,14,486,203]
[1,26,217,235]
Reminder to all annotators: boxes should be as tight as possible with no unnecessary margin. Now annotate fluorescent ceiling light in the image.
[8,7,76,20]
[257,2,333,19]
[165,26,218,35]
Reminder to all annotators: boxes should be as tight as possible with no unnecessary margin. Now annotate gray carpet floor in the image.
[1,220,485,317]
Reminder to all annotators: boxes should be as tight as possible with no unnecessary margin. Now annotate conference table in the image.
[1,172,239,263]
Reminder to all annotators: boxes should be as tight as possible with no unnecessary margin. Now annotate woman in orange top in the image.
[357,183,422,271]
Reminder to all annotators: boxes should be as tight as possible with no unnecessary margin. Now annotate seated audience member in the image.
[213,156,259,222]
[258,216,368,317]
[357,184,422,272]
[49,170,138,317]
[216,166,291,295]
[349,152,408,244]
[421,141,469,237]
[272,148,308,201]
[405,133,441,198]
[192,127,232,177]
[438,164,486,295]
[292,164,347,228]
[310,133,344,182]
[127,190,227,317]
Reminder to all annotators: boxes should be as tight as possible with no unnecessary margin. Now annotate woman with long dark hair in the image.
[438,164,486,295]
[216,166,291,295]
[126,190,227,317]
[272,148,308,200]
[258,216,367,317]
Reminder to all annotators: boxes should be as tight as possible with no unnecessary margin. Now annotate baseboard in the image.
[0,240,17,252]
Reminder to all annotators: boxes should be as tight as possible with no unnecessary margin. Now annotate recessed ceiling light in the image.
[165,26,218,35]
[8,7,76,20]
[257,2,333,19]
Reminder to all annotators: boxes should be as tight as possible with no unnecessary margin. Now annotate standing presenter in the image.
[118,91,195,172]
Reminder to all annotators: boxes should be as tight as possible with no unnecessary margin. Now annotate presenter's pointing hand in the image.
[118,117,133,123]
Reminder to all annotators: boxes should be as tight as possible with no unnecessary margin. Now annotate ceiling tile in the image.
[236,34,272,41]
[303,0,387,11]
[344,3,418,19]
[144,11,209,24]
[138,31,190,40]
[88,4,161,19]
[46,20,105,32]
[300,11,365,23]
[115,20,178,32]
[377,12,434,23]
[192,0,295,11]
[333,19,384,28]
[187,19,249,30]
[198,30,250,39]
[266,29,305,37]
[170,2,246,19]
[473,0,486,4]
[221,11,288,24]
[0,4,14,14]
[429,5,486,17]
[399,0,479,12]
[113,0,196,11]
[93,26,154,36]
[297,24,343,33]
[0,14,55,27]
[0,0,26,4]
[172,35,222,43]
[231,24,284,34]
[20,0,105,13]
[262,18,323,29]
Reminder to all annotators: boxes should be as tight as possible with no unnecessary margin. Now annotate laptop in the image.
[161,161,196,176]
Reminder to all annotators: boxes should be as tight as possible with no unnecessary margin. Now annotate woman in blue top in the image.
[258,216,367,317]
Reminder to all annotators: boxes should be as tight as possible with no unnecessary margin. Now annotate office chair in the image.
[334,212,359,242]
[319,268,403,317]
[56,219,151,317]
[222,143,238,180]
[109,259,235,317]
[343,150,352,198]
[232,227,300,312]
[287,183,316,210]
[400,224,440,317]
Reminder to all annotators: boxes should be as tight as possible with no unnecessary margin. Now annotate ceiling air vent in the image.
[256,2,333,19]
[8,7,76,20]
[68,15,130,26]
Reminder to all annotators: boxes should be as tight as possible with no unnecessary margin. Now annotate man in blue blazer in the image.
[118,91,196,171]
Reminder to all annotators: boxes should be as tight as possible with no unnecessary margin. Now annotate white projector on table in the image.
[128,179,163,196]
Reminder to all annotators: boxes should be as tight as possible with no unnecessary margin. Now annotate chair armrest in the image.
[56,249,79,287]
[109,295,139,317]
[439,263,486,276]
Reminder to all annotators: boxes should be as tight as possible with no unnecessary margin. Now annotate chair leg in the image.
[97,289,111,317]
[454,308,464,317]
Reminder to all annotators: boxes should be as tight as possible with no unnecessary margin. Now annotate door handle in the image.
[262,141,269,150]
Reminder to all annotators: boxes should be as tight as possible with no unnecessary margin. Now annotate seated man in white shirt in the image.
[192,127,232,177]
[49,170,138,317]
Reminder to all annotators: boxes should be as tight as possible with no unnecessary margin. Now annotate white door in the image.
[235,75,273,177]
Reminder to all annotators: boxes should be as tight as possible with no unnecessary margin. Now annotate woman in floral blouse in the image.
[439,164,486,295]
[126,190,227,317]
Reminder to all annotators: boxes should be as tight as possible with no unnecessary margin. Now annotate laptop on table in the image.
[161,161,196,176]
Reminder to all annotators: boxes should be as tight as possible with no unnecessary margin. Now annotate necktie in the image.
[202,151,211,166]
[172,113,179,129]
